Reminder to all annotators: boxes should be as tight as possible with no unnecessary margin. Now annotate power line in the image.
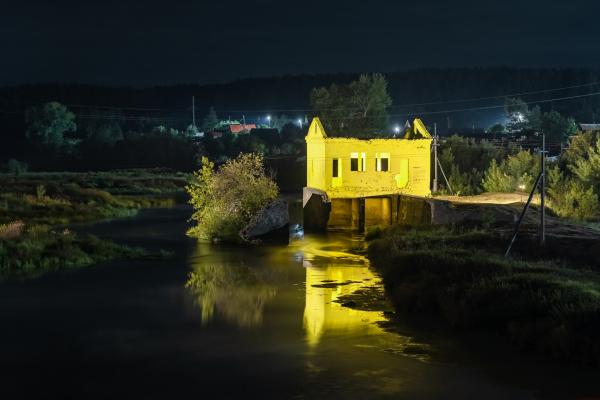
[2,80,600,115]
[319,90,600,122]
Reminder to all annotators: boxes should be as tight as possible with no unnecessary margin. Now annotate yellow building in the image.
[304,117,432,230]
[305,117,432,198]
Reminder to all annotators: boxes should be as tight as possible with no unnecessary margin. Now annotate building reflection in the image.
[302,259,385,347]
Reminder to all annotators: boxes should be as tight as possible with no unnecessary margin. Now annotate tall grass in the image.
[0,224,146,278]
[367,225,600,365]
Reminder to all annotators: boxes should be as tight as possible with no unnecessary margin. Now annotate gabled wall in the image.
[305,118,432,199]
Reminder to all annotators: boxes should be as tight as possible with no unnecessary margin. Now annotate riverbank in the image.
[0,169,189,225]
[366,225,600,366]
[0,222,149,279]
[0,169,186,278]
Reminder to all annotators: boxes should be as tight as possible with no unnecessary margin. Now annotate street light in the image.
[518,183,525,202]
[266,115,271,128]
[297,118,303,128]
[393,125,400,136]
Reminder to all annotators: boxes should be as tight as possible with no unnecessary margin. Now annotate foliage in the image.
[568,139,600,191]
[186,262,277,327]
[481,150,539,192]
[547,165,599,221]
[438,135,512,195]
[0,170,187,225]
[310,73,392,137]
[481,159,512,192]
[201,106,219,133]
[504,97,529,131]
[367,225,600,365]
[186,154,279,243]
[25,101,76,151]
[0,224,147,279]
[528,107,578,143]
[6,159,28,176]
[82,109,124,146]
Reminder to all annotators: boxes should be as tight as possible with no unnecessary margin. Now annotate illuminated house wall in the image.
[305,118,432,199]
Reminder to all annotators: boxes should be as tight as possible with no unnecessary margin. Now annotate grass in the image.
[0,169,189,225]
[0,223,148,279]
[367,225,600,365]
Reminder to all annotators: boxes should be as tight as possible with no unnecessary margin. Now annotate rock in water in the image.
[240,199,290,244]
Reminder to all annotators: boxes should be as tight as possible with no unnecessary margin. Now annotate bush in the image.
[482,150,539,193]
[7,159,28,176]
[547,166,599,221]
[186,154,279,243]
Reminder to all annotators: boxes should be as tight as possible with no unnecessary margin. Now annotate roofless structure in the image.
[303,117,433,231]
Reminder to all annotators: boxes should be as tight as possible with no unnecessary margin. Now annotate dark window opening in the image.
[381,158,389,172]
[350,157,358,171]
[332,159,339,177]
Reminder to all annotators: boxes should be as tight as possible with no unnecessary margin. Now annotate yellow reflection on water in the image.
[298,235,386,347]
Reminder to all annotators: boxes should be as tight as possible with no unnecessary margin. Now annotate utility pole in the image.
[505,131,547,257]
[433,122,438,193]
[242,115,246,131]
[192,96,196,128]
[540,132,546,246]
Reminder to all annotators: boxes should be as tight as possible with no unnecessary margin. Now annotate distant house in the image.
[229,123,257,134]
[580,123,600,132]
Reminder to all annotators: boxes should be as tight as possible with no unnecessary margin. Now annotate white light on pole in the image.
[297,118,302,127]
[393,125,400,136]
[266,115,271,128]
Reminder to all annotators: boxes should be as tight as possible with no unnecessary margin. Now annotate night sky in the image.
[2,0,600,87]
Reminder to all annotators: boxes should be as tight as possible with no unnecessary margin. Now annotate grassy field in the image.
[0,221,151,279]
[0,169,189,225]
[0,169,187,278]
[367,225,600,365]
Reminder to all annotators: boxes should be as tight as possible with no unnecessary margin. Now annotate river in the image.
[0,207,598,399]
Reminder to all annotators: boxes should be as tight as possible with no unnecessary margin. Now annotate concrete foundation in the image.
[303,186,434,232]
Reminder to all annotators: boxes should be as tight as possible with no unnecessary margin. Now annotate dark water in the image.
[1,207,599,399]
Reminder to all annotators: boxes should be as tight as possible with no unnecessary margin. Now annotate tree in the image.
[83,109,124,146]
[547,165,599,220]
[487,123,506,135]
[539,110,578,143]
[25,102,76,150]
[202,107,219,133]
[310,73,392,137]
[186,154,278,243]
[504,97,529,132]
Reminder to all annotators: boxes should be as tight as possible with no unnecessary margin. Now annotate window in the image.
[350,153,359,171]
[351,152,366,171]
[332,159,339,177]
[376,153,390,172]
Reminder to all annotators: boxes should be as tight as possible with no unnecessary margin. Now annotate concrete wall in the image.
[305,118,431,200]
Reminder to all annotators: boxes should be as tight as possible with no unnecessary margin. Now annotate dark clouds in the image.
[2,0,600,87]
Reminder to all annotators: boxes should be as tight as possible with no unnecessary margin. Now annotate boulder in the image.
[240,199,290,244]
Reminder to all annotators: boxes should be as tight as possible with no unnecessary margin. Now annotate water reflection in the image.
[186,262,278,327]
[302,259,385,347]
[186,234,387,346]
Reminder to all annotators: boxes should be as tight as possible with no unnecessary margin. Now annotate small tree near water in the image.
[186,153,279,243]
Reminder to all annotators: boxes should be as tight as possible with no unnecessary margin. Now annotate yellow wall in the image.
[306,118,432,198]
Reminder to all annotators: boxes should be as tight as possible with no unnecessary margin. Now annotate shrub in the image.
[0,220,25,240]
[547,166,599,221]
[7,159,28,176]
[186,154,279,243]
[481,159,512,192]
[482,150,539,193]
